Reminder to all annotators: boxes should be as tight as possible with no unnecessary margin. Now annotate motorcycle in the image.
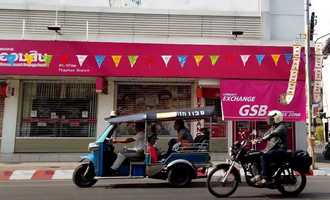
[207,132,311,198]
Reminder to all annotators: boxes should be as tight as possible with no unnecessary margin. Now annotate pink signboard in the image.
[0,40,310,80]
[220,80,306,122]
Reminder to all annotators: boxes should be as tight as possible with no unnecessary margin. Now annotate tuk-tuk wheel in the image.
[168,163,193,187]
[73,163,97,188]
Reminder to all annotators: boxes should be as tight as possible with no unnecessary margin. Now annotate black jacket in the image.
[263,123,288,153]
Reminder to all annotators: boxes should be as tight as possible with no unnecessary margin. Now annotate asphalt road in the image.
[0,177,330,200]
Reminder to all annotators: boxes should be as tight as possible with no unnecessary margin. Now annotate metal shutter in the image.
[17,81,96,137]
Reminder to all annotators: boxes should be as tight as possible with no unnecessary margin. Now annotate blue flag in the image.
[284,53,292,64]
[6,54,16,65]
[95,55,106,68]
[256,54,265,66]
[177,55,187,68]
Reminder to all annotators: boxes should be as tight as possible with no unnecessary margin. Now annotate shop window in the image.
[0,97,4,137]
[17,81,96,137]
[116,84,192,136]
[204,98,226,137]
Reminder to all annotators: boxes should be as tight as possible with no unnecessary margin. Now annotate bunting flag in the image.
[284,53,293,65]
[60,55,69,65]
[76,55,88,67]
[280,44,302,105]
[6,54,16,65]
[209,55,219,66]
[271,54,281,66]
[194,55,204,66]
[44,54,53,65]
[240,55,250,66]
[111,55,122,67]
[24,53,34,64]
[177,55,187,68]
[255,54,265,66]
[128,55,139,68]
[313,43,323,103]
[161,55,172,67]
[95,55,105,68]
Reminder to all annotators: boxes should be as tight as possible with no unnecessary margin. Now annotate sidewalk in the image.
[0,152,329,181]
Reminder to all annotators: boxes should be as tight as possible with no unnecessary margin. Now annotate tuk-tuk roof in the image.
[105,106,215,123]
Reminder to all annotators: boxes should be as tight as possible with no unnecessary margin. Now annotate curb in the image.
[0,168,329,181]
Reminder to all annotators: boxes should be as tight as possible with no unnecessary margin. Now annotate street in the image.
[0,177,330,200]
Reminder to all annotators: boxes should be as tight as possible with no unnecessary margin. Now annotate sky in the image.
[311,0,330,41]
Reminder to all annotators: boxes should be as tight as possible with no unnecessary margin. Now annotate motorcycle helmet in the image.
[267,110,283,125]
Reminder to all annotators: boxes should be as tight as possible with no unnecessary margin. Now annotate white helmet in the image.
[267,110,283,125]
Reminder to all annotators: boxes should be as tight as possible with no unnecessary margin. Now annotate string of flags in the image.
[3,53,306,68]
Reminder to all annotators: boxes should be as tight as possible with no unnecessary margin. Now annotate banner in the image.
[220,79,306,121]
[281,44,302,105]
[77,55,88,67]
[313,43,323,103]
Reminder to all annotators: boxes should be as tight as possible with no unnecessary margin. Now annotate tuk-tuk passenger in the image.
[174,119,193,145]
[110,122,145,174]
[147,133,159,163]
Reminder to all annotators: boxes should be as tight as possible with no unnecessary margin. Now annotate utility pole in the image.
[305,0,316,169]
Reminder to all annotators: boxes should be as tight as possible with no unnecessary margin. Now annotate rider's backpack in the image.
[291,150,312,173]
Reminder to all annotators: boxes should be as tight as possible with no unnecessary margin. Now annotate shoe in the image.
[250,175,261,183]
[255,178,267,186]
[109,168,119,176]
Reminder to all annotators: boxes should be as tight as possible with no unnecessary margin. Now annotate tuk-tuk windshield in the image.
[96,124,115,143]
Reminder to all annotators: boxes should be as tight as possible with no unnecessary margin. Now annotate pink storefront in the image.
[0,39,309,152]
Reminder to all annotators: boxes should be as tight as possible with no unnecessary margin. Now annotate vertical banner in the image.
[280,44,302,105]
[313,43,323,103]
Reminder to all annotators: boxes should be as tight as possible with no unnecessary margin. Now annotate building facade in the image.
[0,0,308,154]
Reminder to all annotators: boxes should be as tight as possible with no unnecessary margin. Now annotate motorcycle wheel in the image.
[72,163,97,188]
[277,167,306,197]
[207,165,240,198]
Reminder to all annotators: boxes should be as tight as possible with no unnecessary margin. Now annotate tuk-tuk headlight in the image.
[88,142,99,152]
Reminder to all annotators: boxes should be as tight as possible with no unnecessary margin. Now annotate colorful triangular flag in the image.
[95,55,105,68]
[76,55,88,67]
[194,55,204,66]
[128,55,139,68]
[177,55,187,68]
[161,55,172,67]
[284,53,293,65]
[111,55,122,67]
[60,55,69,65]
[271,54,281,66]
[6,54,16,65]
[43,54,53,65]
[240,55,250,66]
[209,55,219,66]
[24,53,34,64]
[255,54,265,66]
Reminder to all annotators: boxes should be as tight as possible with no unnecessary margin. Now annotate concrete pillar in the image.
[1,80,20,153]
[227,121,233,152]
[96,80,115,138]
[295,122,308,151]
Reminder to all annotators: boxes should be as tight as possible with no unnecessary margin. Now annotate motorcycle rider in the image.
[252,110,288,186]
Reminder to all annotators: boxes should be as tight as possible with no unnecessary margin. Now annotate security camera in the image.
[47,25,61,32]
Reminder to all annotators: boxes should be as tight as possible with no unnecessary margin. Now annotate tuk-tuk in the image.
[72,106,215,188]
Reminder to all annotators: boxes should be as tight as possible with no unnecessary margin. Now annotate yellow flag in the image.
[194,55,204,66]
[24,53,34,64]
[111,55,122,67]
[271,54,281,66]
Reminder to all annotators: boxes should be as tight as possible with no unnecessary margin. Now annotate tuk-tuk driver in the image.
[110,122,145,174]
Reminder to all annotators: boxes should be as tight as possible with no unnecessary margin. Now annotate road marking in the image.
[52,170,74,180]
[10,170,35,180]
